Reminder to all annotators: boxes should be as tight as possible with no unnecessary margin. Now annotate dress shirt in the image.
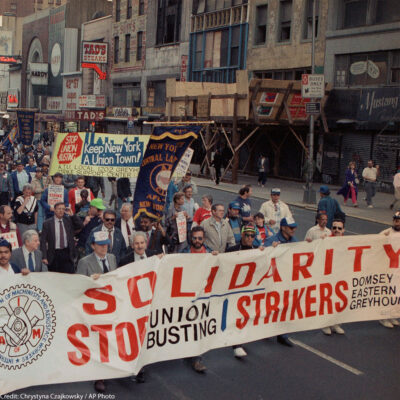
[0,264,15,276]
[101,225,114,249]
[17,170,29,191]
[304,225,331,241]
[55,217,67,249]
[362,167,378,182]
[134,252,147,261]
[95,253,110,273]
[22,245,35,271]
[120,217,135,247]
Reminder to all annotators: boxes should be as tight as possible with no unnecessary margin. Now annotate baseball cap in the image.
[90,198,106,210]
[16,160,23,166]
[241,223,256,234]
[229,201,241,210]
[319,185,330,195]
[92,231,110,245]
[393,211,400,219]
[0,238,11,250]
[271,188,281,195]
[280,217,297,228]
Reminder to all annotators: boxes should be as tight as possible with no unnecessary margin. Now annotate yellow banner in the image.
[49,132,150,178]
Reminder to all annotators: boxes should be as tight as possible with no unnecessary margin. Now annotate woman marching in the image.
[337,161,359,207]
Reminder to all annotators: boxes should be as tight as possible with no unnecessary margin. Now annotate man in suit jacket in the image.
[0,238,29,276]
[86,209,126,264]
[10,229,47,272]
[137,213,170,254]
[41,201,83,274]
[76,230,117,394]
[77,231,117,277]
[115,202,135,248]
[119,231,159,267]
[11,161,31,198]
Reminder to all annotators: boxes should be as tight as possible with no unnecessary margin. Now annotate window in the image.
[303,0,319,39]
[127,0,132,19]
[335,55,348,87]
[137,32,143,60]
[254,5,268,45]
[156,0,182,45]
[194,33,203,68]
[278,0,292,42]
[116,0,121,22]
[376,0,400,24]
[139,0,145,15]
[125,34,131,62]
[390,51,400,83]
[230,26,240,66]
[343,0,367,28]
[114,36,119,64]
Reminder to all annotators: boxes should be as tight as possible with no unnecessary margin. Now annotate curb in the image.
[195,180,388,226]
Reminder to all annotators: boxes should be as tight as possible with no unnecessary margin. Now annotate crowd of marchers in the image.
[1,137,399,394]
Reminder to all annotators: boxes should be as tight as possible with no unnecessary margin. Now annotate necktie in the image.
[28,252,34,272]
[140,255,145,260]
[108,230,113,251]
[59,220,65,249]
[101,258,108,273]
[126,221,131,236]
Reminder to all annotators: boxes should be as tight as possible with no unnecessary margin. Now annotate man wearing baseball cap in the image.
[227,223,265,358]
[378,211,400,328]
[317,185,343,229]
[259,188,293,234]
[76,230,117,393]
[227,201,243,244]
[265,217,298,347]
[11,160,31,198]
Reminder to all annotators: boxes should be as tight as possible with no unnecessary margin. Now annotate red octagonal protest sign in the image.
[57,132,83,164]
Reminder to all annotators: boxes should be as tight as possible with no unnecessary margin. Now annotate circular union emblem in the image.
[149,164,172,196]
[0,285,56,370]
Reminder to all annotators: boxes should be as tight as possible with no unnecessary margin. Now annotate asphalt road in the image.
[7,185,399,400]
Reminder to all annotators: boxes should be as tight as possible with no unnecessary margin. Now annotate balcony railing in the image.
[191,4,248,32]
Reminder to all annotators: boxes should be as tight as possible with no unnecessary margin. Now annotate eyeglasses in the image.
[332,226,343,230]
[192,236,204,241]
[104,218,115,222]
[244,233,255,238]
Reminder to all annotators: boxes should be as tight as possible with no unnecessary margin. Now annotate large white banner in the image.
[0,234,399,394]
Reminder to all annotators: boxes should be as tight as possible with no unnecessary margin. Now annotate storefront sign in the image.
[50,43,62,78]
[63,76,81,111]
[46,97,63,111]
[6,89,18,109]
[64,110,105,121]
[112,107,132,117]
[29,63,49,85]
[358,87,400,122]
[82,41,108,64]
[79,95,106,109]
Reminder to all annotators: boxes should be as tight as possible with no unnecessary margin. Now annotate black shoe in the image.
[192,359,207,373]
[277,335,293,347]
[135,369,145,383]
[94,380,106,393]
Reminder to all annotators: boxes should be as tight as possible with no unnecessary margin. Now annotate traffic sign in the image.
[301,74,325,98]
[305,102,321,114]
[127,117,134,128]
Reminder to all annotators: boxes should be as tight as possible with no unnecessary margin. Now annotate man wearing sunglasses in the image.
[86,209,127,264]
[321,219,346,335]
[180,226,218,373]
[227,224,265,358]
[265,217,298,347]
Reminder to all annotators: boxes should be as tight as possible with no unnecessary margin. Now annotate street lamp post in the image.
[303,0,317,204]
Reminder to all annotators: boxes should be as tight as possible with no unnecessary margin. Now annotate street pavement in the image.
[190,165,397,226]
[7,181,399,400]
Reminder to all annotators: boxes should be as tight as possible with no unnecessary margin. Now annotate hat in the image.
[393,211,400,219]
[16,160,23,166]
[92,231,110,245]
[53,172,63,178]
[271,188,281,195]
[280,217,297,228]
[0,238,11,249]
[319,185,330,195]
[241,223,256,234]
[36,167,42,172]
[90,198,106,210]
[229,201,241,210]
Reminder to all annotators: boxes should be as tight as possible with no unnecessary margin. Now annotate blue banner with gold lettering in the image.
[17,110,35,146]
[133,125,201,220]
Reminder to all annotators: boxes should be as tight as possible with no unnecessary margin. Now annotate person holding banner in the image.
[41,202,83,274]
[11,161,31,198]
[304,213,331,242]
[68,176,94,213]
[0,238,29,276]
[10,230,47,272]
[0,205,22,248]
[227,223,265,358]
[40,172,69,219]
[13,184,38,236]
[202,203,236,253]
[0,160,14,206]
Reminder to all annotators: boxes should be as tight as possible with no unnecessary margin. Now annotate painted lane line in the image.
[290,339,364,376]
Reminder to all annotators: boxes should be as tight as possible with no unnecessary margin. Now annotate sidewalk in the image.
[190,165,395,226]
